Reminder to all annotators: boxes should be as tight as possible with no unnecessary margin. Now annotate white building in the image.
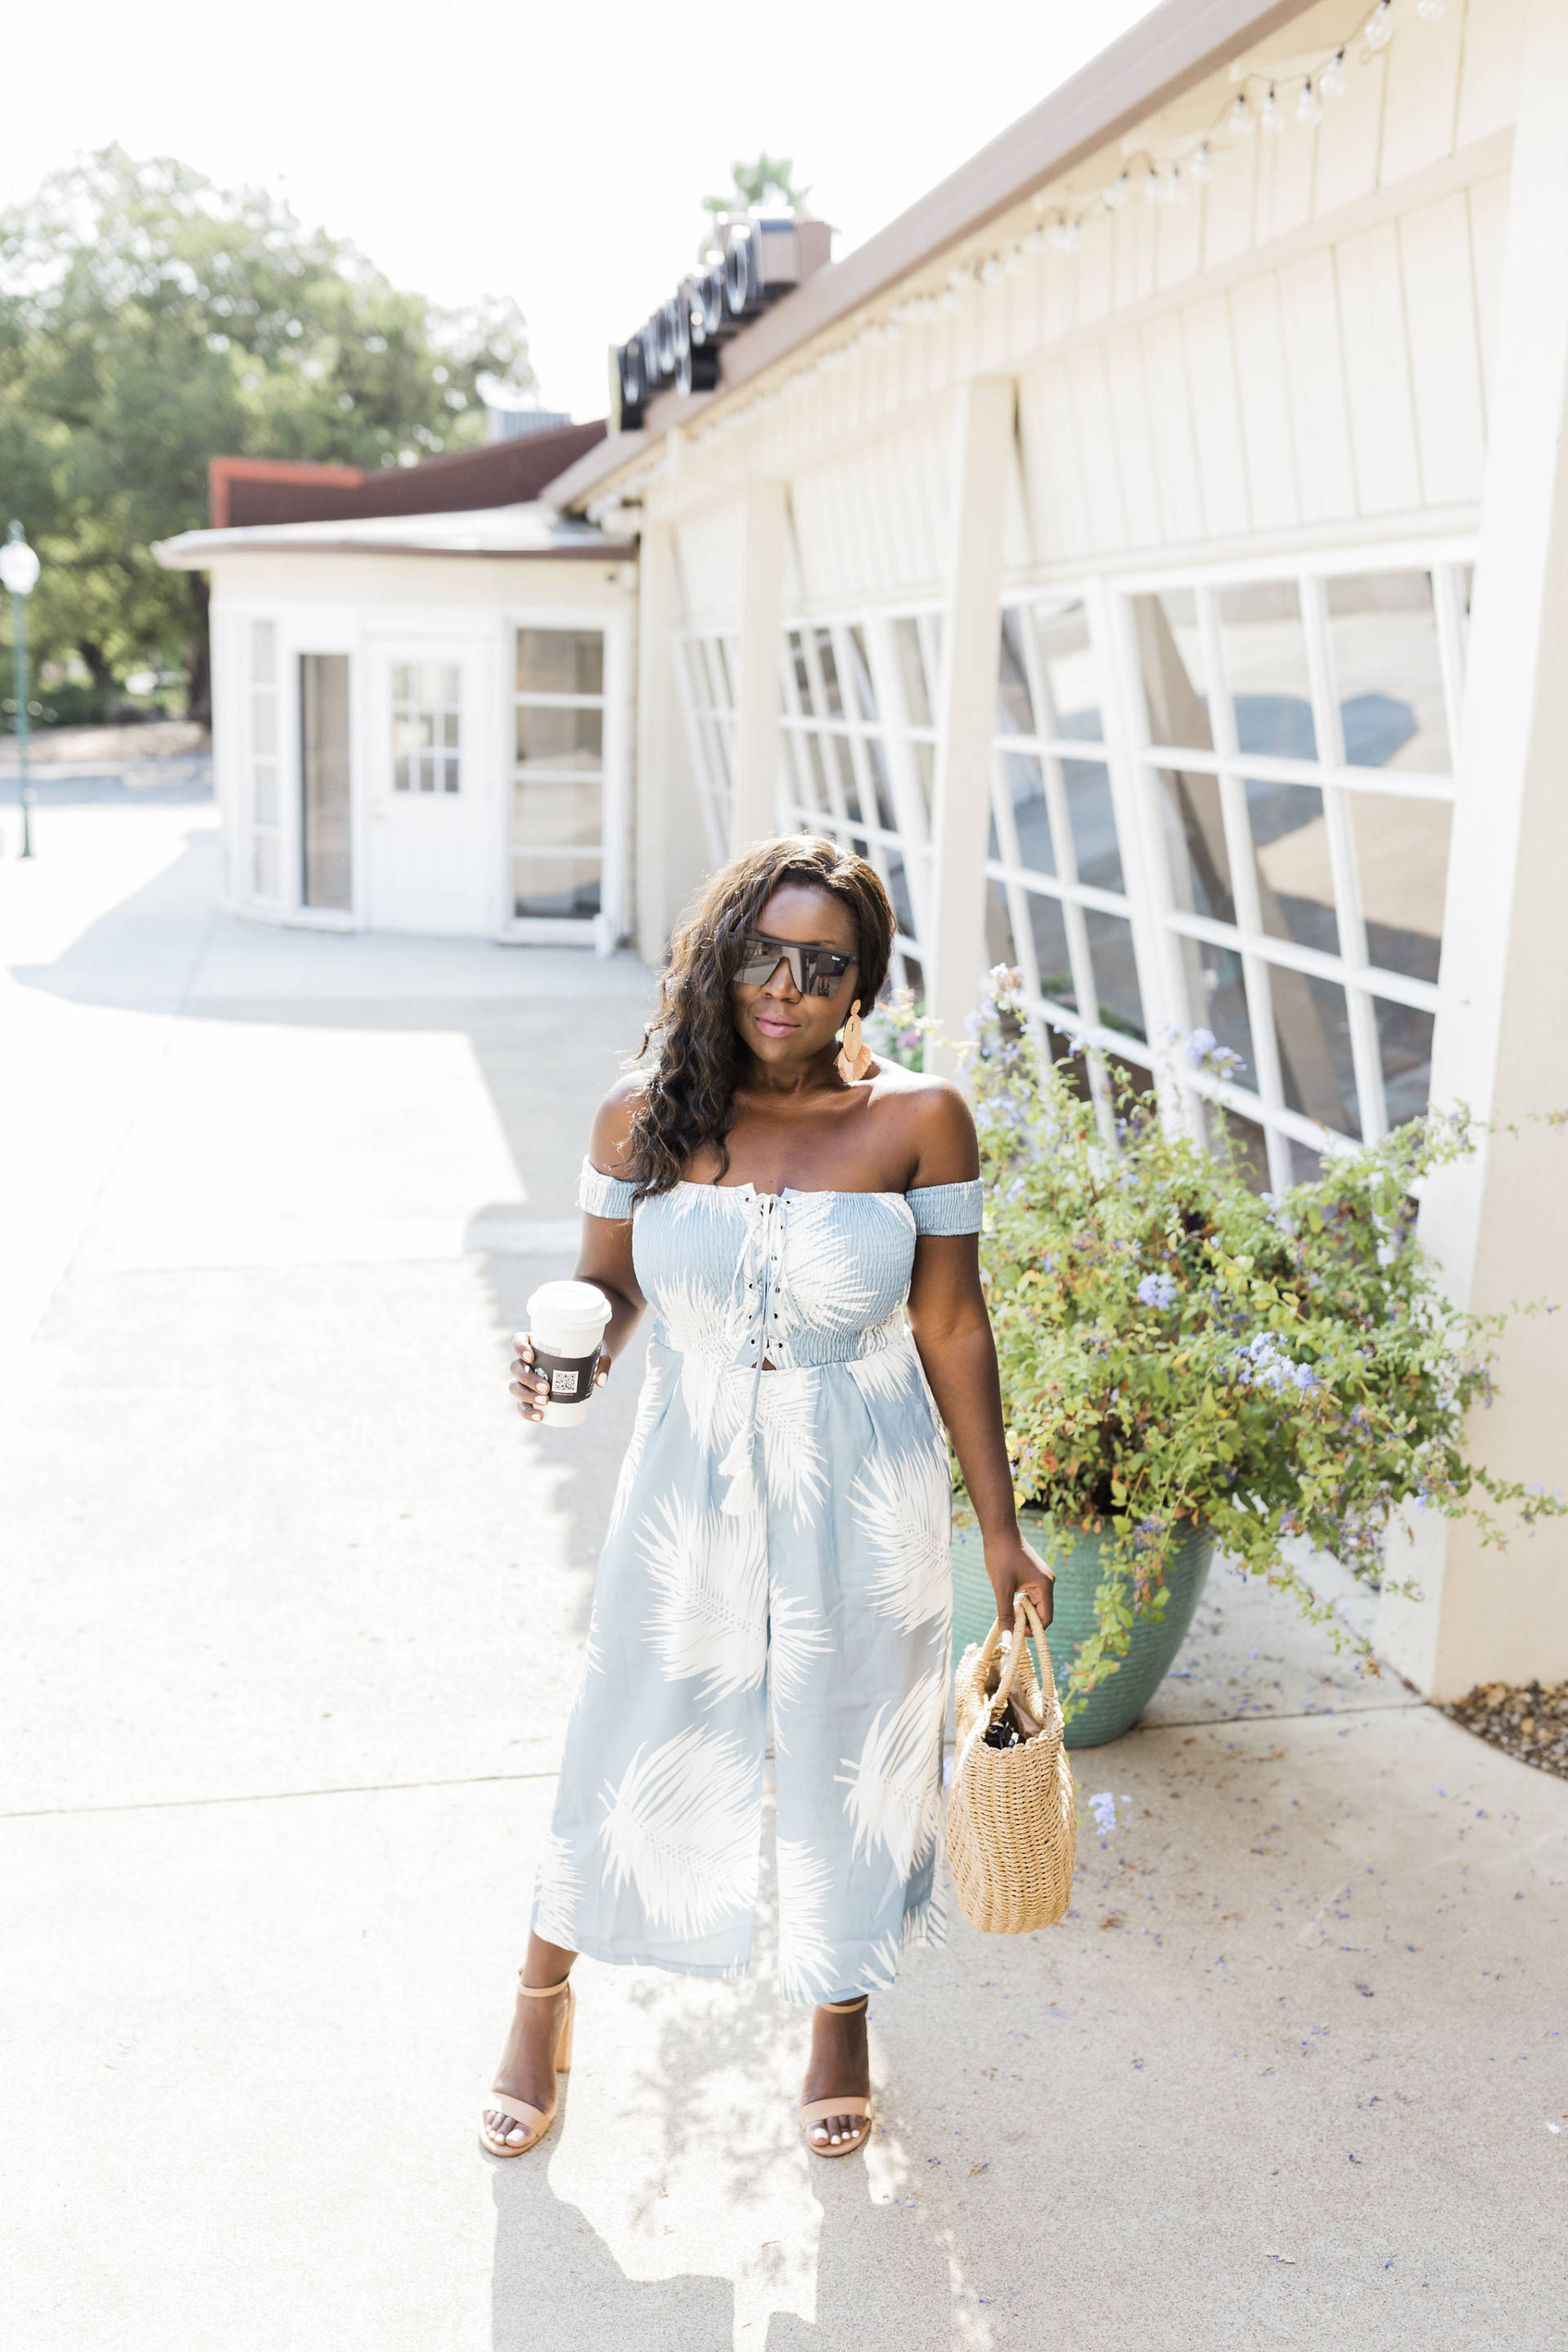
[161,0,1568,1699]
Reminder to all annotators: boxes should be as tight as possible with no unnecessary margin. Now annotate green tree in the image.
[0,148,533,720]
[702,151,812,231]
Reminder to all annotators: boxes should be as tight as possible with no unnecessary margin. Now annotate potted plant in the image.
[949,968,1563,1747]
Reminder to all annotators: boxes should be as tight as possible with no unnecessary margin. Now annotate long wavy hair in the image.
[625,835,895,1197]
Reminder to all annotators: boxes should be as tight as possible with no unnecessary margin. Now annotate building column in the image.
[1376,0,1568,1695]
[927,376,1013,1070]
[731,479,787,853]
[633,521,678,956]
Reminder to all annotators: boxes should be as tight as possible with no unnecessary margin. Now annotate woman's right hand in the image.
[509,1333,550,1423]
[509,1330,611,1422]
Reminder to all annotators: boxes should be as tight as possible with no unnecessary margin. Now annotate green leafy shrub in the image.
[964,967,1565,1708]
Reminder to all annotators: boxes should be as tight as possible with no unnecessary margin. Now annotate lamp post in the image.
[0,521,40,858]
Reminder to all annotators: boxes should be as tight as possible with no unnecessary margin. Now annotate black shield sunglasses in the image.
[735,933,858,998]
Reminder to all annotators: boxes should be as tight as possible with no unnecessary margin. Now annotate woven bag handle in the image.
[956,1593,1058,1780]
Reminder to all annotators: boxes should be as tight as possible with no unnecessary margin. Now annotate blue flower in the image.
[1136,1271,1179,1311]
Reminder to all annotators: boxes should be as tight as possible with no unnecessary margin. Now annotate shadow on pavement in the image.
[491,2174,733,2349]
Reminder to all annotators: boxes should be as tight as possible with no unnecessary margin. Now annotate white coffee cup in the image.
[525,1279,613,1428]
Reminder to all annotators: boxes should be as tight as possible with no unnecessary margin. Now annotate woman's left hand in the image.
[983,1528,1055,1631]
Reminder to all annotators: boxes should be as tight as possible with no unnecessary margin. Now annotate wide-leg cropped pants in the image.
[531,1331,952,2003]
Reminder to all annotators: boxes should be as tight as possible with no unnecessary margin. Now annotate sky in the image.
[5,0,1156,421]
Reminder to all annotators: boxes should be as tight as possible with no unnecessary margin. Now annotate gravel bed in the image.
[1441,1679,1568,1780]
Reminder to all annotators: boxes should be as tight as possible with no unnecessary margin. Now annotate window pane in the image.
[1063,760,1124,894]
[711,640,735,707]
[900,952,924,998]
[1247,779,1339,956]
[996,609,1035,733]
[986,880,1018,968]
[1034,599,1102,742]
[443,757,460,794]
[516,628,604,698]
[787,631,813,715]
[1350,795,1450,985]
[846,626,878,723]
[419,755,435,792]
[1022,889,1076,1005]
[513,853,603,920]
[1184,938,1253,1076]
[895,618,932,727]
[253,760,278,826]
[514,772,602,849]
[813,628,844,717]
[1134,588,1212,750]
[252,694,278,757]
[884,846,916,938]
[911,741,934,821]
[802,732,828,808]
[1375,998,1436,1129]
[516,705,603,772]
[442,711,459,747]
[394,755,410,793]
[1214,1111,1272,1195]
[1288,1138,1325,1185]
[865,737,897,831]
[251,620,278,686]
[1273,970,1361,1138]
[1218,580,1316,759]
[1085,910,1144,1040]
[1000,752,1053,876]
[827,734,862,823]
[437,663,460,705]
[1328,571,1450,773]
[1159,768,1232,923]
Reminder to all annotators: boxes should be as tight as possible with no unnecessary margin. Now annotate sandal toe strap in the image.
[483,2092,550,2132]
[800,2096,871,2125]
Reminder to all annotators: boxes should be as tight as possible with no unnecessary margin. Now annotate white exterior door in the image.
[367,644,495,934]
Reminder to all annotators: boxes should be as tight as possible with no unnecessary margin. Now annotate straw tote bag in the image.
[947,1594,1077,1935]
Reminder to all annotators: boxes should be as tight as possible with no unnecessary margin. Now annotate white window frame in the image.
[674,628,739,866]
[1100,537,1472,1189]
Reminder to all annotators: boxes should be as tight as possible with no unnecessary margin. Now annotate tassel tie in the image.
[718,1191,790,1517]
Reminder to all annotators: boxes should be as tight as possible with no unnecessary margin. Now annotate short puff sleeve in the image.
[577,1156,637,1219]
[907,1177,983,1236]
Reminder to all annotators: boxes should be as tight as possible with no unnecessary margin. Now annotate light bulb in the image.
[1061,217,1080,254]
[1298,78,1323,126]
[1023,226,1045,256]
[1165,167,1187,206]
[1143,163,1163,204]
[1321,48,1347,96]
[1365,1,1393,49]
[1189,140,1214,185]
[1228,92,1254,137]
[1261,83,1284,132]
[1103,172,1129,210]
[1416,0,1445,18]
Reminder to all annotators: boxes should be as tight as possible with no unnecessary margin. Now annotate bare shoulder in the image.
[587,1070,650,1175]
[870,1065,978,1185]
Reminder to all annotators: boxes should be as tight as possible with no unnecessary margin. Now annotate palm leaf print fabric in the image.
[529,1162,982,2001]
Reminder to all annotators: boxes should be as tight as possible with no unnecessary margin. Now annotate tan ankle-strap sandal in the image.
[801,1997,873,2160]
[479,1972,575,2158]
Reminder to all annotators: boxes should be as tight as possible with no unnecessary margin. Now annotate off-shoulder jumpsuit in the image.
[529,1161,982,2004]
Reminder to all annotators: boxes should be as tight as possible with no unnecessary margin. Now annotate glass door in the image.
[512,628,606,934]
[300,653,351,911]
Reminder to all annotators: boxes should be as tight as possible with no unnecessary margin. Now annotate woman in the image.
[481,836,1053,2163]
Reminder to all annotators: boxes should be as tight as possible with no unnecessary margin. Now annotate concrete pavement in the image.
[2,782,1566,2350]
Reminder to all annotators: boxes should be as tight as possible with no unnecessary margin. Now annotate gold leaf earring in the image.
[837,998,872,1083]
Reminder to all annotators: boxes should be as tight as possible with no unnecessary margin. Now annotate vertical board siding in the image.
[788,423,950,605]
[1277,249,1358,523]
[1313,49,1388,216]
[1230,277,1302,532]
[1381,1,1467,183]
[1105,329,1163,548]
[1142,311,1206,545]
[1183,295,1252,539]
[675,503,745,629]
[1456,0,1525,145]
[1068,343,1129,550]
[1400,193,1487,505]
[1335,222,1423,514]
[1467,171,1511,437]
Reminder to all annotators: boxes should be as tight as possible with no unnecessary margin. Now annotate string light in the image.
[1190,140,1214,184]
[1365,0,1393,51]
[1297,78,1323,126]
[1321,47,1347,96]
[1416,0,1445,17]
[1228,91,1254,137]
[1143,162,1164,205]
[1261,83,1284,132]
[1166,166,1188,206]
[1103,172,1130,210]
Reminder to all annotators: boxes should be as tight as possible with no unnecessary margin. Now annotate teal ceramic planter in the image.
[951,1510,1214,1748]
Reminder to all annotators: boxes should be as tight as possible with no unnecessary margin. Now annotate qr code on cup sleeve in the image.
[550,1368,581,1396]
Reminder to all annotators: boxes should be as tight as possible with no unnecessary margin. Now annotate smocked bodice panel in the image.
[576,1160,981,1370]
